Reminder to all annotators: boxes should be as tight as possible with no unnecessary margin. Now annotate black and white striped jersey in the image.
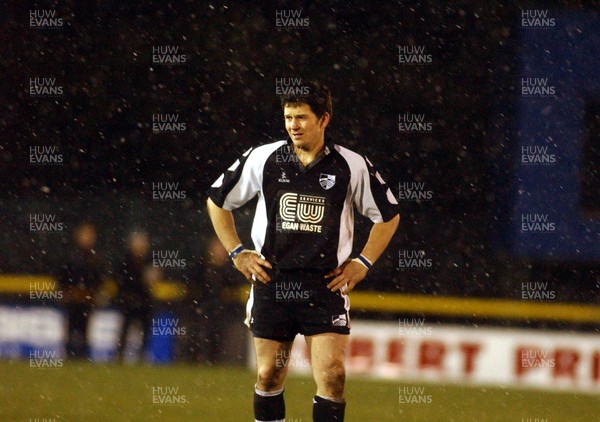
[208,139,398,271]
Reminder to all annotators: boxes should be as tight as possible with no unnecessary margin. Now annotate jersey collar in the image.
[286,138,335,172]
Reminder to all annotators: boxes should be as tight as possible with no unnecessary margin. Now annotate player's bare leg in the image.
[306,333,348,421]
[253,337,293,421]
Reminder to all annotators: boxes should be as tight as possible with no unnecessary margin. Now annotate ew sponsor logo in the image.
[151,386,188,405]
[30,10,63,29]
[520,348,555,369]
[29,214,65,233]
[152,46,187,65]
[522,10,555,28]
[278,193,325,233]
[398,46,432,65]
[398,386,433,404]
[399,318,432,336]
[521,78,555,97]
[152,250,186,269]
[30,281,62,301]
[398,182,433,202]
[152,182,186,201]
[398,113,432,133]
[29,78,63,97]
[275,10,309,28]
[29,350,63,368]
[275,349,310,369]
[29,146,63,165]
[152,318,187,336]
[520,214,556,233]
[152,113,186,133]
[275,77,309,96]
[521,282,556,301]
[398,250,432,270]
[521,146,556,165]
[275,281,310,302]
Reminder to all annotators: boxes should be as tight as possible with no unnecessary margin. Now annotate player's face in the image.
[284,104,329,151]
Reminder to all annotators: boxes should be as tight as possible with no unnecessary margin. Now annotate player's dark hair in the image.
[280,81,332,119]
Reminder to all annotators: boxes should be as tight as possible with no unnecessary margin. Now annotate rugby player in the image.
[207,81,399,421]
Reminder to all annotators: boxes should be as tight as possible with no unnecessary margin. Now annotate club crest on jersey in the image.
[319,173,336,190]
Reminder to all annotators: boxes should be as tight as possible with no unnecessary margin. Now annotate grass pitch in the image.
[0,360,597,421]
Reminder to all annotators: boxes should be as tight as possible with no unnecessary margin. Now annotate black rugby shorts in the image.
[246,269,351,341]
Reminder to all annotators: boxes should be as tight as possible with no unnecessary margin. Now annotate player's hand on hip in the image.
[233,251,272,284]
[325,260,367,293]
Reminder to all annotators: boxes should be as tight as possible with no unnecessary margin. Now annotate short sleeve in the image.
[353,156,399,223]
[207,147,261,211]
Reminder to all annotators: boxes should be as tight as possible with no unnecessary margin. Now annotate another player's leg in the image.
[306,332,348,422]
[253,337,293,422]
